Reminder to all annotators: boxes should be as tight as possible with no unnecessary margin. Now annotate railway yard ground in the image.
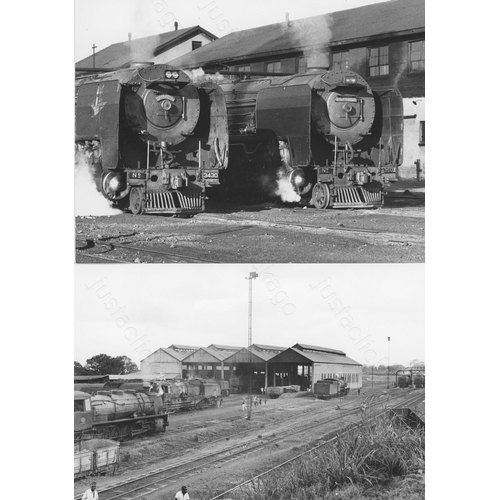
[75,181,424,263]
[74,381,425,500]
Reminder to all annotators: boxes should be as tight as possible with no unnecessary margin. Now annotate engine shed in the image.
[180,346,242,380]
[139,343,362,393]
[223,344,287,392]
[268,344,363,391]
[141,344,200,377]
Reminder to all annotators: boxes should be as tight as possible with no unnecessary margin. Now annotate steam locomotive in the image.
[218,68,403,208]
[74,390,169,441]
[75,63,228,214]
[313,377,350,398]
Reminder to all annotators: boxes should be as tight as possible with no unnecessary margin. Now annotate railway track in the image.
[209,390,425,500]
[116,387,406,474]
[75,389,423,500]
[75,238,220,263]
[197,214,424,246]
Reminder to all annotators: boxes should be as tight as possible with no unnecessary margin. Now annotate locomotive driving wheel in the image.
[312,182,330,209]
[129,187,144,215]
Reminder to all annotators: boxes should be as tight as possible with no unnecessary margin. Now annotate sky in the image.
[75,263,424,368]
[75,0,389,62]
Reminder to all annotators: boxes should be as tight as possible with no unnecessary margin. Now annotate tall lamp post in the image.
[387,337,391,389]
[245,272,258,420]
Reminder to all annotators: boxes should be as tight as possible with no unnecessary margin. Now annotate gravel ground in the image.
[75,183,424,264]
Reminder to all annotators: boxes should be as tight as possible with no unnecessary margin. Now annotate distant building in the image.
[139,343,362,392]
[169,0,425,180]
[76,25,217,71]
[140,344,200,377]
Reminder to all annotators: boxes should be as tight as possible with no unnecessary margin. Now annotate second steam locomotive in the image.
[219,66,403,208]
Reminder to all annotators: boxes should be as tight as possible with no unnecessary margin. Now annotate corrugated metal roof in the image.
[76,26,217,69]
[108,371,142,380]
[182,347,235,363]
[271,348,361,366]
[293,343,346,356]
[169,0,424,69]
[223,347,275,363]
[251,344,287,352]
[74,374,110,382]
[161,347,194,361]
[207,344,243,352]
[168,344,202,350]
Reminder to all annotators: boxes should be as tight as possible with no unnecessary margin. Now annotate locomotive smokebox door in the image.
[76,81,122,170]
[256,84,311,168]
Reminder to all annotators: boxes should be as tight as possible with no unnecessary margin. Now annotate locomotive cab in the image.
[74,391,94,437]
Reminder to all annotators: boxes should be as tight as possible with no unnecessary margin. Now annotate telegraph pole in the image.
[92,44,97,70]
[245,272,258,420]
[387,337,391,389]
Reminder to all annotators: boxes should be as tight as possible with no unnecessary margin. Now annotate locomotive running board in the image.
[332,186,384,208]
[143,189,204,214]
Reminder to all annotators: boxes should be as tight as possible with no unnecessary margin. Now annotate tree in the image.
[409,359,425,367]
[74,361,91,376]
[84,354,138,375]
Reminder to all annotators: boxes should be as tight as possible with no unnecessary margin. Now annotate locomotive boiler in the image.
[74,389,169,441]
[218,67,403,208]
[75,63,228,214]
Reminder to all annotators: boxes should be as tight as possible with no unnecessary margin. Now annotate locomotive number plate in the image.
[203,171,219,179]
[129,171,147,179]
[335,97,358,102]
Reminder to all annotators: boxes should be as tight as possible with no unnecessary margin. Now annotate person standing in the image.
[81,481,98,499]
[175,485,190,500]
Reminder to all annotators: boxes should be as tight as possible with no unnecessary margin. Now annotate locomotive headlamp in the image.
[160,100,172,110]
[343,76,357,84]
[165,70,173,78]
[289,168,307,188]
[109,176,123,191]
[172,71,179,79]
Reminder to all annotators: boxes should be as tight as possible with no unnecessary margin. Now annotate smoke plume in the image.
[274,169,301,203]
[74,151,121,217]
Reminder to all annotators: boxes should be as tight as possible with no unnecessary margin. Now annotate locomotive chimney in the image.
[174,21,178,31]
[128,32,132,41]
[307,52,330,73]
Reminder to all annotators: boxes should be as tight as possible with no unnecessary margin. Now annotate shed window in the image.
[192,41,202,51]
[409,40,425,72]
[331,51,349,71]
[297,57,307,74]
[369,46,389,77]
[265,61,282,74]
[236,65,250,73]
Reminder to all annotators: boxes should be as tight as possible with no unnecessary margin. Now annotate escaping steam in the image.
[274,168,301,203]
[74,151,122,217]
[184,67,224,83]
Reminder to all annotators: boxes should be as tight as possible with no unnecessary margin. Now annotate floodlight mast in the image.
[245,272,258,420]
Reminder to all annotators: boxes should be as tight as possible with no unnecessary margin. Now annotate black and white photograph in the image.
[69,1,427,499]
[74,263,424,500]
[74,0,424,264]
